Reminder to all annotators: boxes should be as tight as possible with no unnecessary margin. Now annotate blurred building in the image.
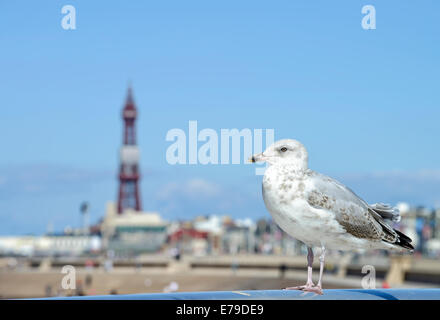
[396,202,440,258]
[193,215,223,254]
[168,227,209,256]
[222,225,251,254]
[100,202,167,255]
[97,88,168,256]
[0,234,101,257]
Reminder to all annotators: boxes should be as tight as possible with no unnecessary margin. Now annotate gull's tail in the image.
[370,203,414,252]
[370,203,401,223]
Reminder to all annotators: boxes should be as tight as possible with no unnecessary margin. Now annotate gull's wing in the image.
[303,170,399,243]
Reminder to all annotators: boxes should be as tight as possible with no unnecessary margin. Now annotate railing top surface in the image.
[31,289,440,300]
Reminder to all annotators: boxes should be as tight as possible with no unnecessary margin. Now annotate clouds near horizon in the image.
[1,164,440,235]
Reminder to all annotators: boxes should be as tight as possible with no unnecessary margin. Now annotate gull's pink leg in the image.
[313,246,326,295]
[284,247,321,293]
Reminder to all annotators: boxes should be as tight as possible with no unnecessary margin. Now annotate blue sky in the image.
[0,1,439,234]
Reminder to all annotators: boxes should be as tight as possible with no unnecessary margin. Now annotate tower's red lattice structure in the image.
[117,87,141,214]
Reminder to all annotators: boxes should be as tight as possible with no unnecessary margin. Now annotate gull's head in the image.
[249,139,308,169]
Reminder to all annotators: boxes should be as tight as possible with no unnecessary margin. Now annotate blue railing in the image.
[34,289,440,300]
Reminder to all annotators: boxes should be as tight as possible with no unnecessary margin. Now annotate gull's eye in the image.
[280,147,288,153]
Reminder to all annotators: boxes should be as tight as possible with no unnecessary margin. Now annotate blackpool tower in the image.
[117,87,142,214]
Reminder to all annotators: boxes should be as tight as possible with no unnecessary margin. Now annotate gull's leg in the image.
[314,246,326,295]
[284,247,317,291]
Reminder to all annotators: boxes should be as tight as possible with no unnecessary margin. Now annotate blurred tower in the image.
[117,87,142,214]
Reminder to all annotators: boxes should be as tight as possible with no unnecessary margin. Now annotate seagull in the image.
[249,139,413,295]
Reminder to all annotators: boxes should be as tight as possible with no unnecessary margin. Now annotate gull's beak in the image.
[248,153,266,163]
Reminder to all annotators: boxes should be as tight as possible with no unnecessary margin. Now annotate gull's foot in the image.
[284,284,323,295]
